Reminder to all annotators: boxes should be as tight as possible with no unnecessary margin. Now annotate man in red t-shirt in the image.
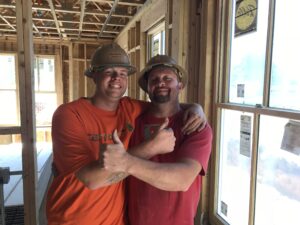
[104,55,213,225]
[46,44,206,225]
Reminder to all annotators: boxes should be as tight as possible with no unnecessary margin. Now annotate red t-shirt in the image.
[127,111,212,225]
[46,97,145,225]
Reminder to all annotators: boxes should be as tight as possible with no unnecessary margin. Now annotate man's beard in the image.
[150,93,170,103]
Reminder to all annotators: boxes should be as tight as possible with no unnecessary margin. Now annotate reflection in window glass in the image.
[269,0,300,111]
[218,109,253,225]
[229,0,269,105]
[256,116,300,225]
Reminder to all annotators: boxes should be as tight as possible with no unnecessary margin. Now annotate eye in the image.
[104,69,113,76]
[119,72,128,77]
[163,76,173,81]
[149,78,159,85]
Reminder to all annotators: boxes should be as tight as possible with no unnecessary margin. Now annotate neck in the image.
[149,101,181,118]
[90,95,119,111]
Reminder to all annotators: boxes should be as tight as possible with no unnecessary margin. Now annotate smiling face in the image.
[94,67,129,102]
[147,67,183,104]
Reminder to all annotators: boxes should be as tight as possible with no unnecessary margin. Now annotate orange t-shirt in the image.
[46,97,145,225]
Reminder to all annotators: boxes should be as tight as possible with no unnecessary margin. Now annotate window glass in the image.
[148,21,165,59]
[0,142,23,206]
[0,91,18,126]
[218,109,253,225]
[152,32,161,56]
[35,93,57,126]
[0,55,16,89]
[38,58,56,92]
[269,0,300,110]
[256,116,300,225]
[229,0,269,105]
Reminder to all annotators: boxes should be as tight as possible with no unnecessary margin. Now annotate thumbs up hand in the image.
[150,118,176,156]
[103,130,130,173]
[112,129,122,145]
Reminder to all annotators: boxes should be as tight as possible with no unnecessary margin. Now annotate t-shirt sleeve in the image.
[176,124,213,176]
[51,105,93,176]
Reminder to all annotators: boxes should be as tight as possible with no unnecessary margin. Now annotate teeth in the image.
[110,84,121,88]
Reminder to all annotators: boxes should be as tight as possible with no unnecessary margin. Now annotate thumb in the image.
[112,129,122,144]
[158,118,169,131]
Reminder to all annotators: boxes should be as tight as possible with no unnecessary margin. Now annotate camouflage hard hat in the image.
[84,43,136,77]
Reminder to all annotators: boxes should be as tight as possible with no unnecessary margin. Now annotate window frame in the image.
[146,20,166,60]
[210,1,300,225]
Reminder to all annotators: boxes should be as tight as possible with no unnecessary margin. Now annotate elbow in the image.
[84,181,99,190]
[167,182,191,192]
[178,183,191,192]
[177,179,195,191]
[77,176,100,190]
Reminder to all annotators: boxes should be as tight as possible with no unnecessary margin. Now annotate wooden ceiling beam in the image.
[46,0,61,36]
[79,0,86,36]
[0,4,132,18]
[33,23,42,38]
[1,15,125,27]
[98,0,119,38]
[89,0,144,7]
[0,14,16,31]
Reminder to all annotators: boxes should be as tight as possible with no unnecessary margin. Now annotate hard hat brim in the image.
[84,65,137,78]
[138,63,187,93]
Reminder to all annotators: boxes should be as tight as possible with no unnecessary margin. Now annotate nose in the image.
[156,78,166,87]
[111,71,121,79]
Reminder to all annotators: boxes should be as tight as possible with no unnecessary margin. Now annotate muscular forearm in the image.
[76,162,128,190]
[126,156,201,191]
[129,139,160,159]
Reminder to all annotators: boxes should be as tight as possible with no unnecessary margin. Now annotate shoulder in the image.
[53,98,86,119]
[192,123,213,140]
[119,97,149,118]
[120,97,144,107]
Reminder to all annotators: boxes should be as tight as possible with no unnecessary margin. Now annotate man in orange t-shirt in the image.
[46,43,205,225]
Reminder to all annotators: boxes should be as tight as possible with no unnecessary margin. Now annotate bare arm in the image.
[180,103,207,135]
[76,120,175,189]
[104,146,202,191]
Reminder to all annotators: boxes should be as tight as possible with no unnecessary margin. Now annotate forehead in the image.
[147,67,178,79]
[102,66,129,73]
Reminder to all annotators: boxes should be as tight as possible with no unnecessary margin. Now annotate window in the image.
[0,54,19,126]
[147,21,166,59]
[0,55,59,207]
[213,1,300,225]
[34,56,57,128]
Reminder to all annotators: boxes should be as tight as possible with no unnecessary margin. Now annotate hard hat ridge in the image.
[85,43,136,77]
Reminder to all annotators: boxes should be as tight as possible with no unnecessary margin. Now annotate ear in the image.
[177,81,184,90]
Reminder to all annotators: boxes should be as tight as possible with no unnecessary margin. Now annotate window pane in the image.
[0,55,16,89]
[0,91,18,126]
[217,109,253,225]
[256,116,300,225]
[269,0,300,111]
[35,93,57,126]
[36,57,55,92]
[229,0,269,105]
[151,32,161,57]
[0,141,23,206]
[34,57,39,91]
